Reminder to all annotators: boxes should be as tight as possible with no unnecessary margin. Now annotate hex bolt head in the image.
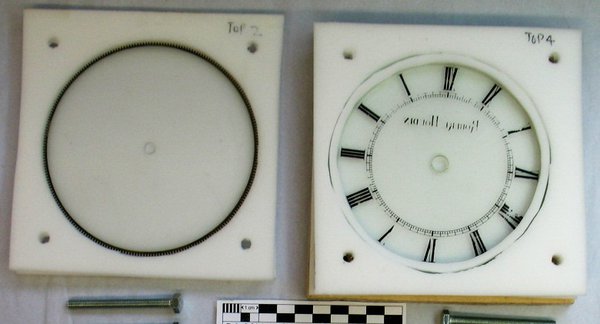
[169,293,182,314]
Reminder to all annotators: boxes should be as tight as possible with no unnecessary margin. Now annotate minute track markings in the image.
[365,90,514,238]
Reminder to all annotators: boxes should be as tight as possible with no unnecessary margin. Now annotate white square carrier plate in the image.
[311,23,585,303]
[10,9,283,280]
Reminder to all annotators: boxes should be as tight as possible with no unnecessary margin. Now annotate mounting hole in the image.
[548,52,560,64]
[551,254,563,266]
[241,238,252,250]
[39,232,50,244]
[247,42,258,54]
[343,252,354,263]
[48,38,59,49]
[343,50,354,60]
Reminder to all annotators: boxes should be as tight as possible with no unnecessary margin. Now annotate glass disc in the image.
[45,43,256,255]
[330,54,549,272]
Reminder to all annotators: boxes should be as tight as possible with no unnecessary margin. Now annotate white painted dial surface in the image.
[330,55,549,272]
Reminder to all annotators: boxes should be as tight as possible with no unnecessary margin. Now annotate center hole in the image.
[144,142,156,155]
[431,154,449,173]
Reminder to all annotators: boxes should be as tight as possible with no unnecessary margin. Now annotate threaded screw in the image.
[67,293,182,313]
[442,309,556,324]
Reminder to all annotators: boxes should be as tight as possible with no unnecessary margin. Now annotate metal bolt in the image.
[67,293,182,313]
[442,309,556,324]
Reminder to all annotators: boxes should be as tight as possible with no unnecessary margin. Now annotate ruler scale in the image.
[217,300,406,324]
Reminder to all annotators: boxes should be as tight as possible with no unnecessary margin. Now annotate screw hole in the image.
[343,50,354,60]
[551,254,563,266]
[548,52,560,64]
[247,42,258,54]
[39,232,50,244]
[343,252,354,263]
[241,239,252,250]
[48,38,59,49]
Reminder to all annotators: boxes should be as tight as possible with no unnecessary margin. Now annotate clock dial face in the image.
[330,55,549,272]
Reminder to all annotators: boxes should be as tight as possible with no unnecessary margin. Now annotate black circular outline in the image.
[43,41,259,257]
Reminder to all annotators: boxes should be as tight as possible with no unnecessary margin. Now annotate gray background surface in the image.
[1,1,598,323]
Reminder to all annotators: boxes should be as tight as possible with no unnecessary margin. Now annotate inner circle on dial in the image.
[366,94,511,236]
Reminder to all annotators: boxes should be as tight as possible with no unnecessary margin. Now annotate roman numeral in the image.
[515,167,539,180]
[358,103,381,122]
[346,187,373,208]
[423,238,437,263]
[378,226,394,243]
[498,204,523,230]
[340,148,365,159]
[398,73,411,96]
[482,84,502,106]
[469,230,487,256]
[507,125,531,135]
[443,66,458,91]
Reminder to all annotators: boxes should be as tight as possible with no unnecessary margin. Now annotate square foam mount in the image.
[10,9,283,280]
[311,23,585,303]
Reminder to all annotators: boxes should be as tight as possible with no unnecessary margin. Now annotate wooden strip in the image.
[307,294,574,305]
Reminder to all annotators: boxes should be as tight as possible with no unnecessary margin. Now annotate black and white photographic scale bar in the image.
[217,300,406,324]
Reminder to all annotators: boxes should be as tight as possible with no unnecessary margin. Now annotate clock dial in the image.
[329,54,549,272]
